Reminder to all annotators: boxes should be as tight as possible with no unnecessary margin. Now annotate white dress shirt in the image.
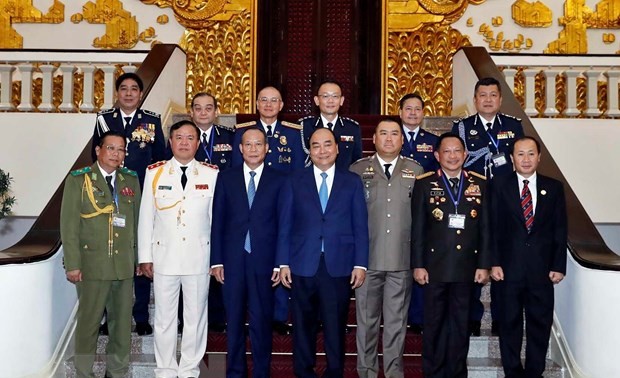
[313,164,336,197]
[243,162,264,190]
[376,155,398,177]
[404,126,420,143]
[320,115,339,129]
[517,172,538,214]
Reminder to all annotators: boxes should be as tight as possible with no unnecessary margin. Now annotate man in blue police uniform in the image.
[299,81,362,170]
[92,72,166,336]
[399,93,439,334]
[232,86,306,335]
[451,77,524,336]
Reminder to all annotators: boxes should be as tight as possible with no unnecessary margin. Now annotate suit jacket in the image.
[452,113,524,177]
[400,127,438,172]
[350,155,424,271]
[92,108,166,187]
[232,120,307,172]
[60,163,141,281]
[299,116,362,169]
[411,169,491,282]
[138,159,218,276]
[286,166,369,277]
[490,172,567,283]
[211,165,292,274]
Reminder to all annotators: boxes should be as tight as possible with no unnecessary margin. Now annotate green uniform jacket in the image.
[60,163,141,281]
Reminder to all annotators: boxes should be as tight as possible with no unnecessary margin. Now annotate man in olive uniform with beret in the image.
[61,131,141,378]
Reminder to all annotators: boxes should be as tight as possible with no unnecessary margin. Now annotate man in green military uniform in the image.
[60,131,141,378]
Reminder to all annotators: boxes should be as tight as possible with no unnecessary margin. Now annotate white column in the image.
[38,64,56,112]
[0,65,16,111]
[564,70,582,117]
[98,65,117,110]
[502,68,517,93]
[80,65,96,112]
[584,70,602,117]
[605,70,620,117]
[523,69,538,116]
[58,64,76,112]
[121,65,137,74]
[16,64,35,111]
[543,69,561,117]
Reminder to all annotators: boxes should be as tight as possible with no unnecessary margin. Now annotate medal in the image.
[432,208,444,221]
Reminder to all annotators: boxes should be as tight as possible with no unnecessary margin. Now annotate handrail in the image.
[0,44,181,265]
[459,46,620,270]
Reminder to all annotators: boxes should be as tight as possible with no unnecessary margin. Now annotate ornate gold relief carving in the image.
[511,0,552,27]
[157,14,169,24]
[388,0,485,31]
[72,0,144,49]
[0,0,64,48]
[587,1,620,28]
[602,33,615,44]
[478,22,532,52]
[546,0,589,53]
[141,0,228,29]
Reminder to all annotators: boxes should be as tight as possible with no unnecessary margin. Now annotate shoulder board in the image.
[298,115,315,123]
[402,156,416,162]
[142,109,161,118]
[281,121,302,130]
[351,156,371,166]
[147,160,167,170]
[235,121,257,129]
[216,124,235,132]
[199,161,219,170]
[467,170,487,180]
[98,108,115,115]
[500,113,522,122]
[119,167,137,177]
[416,171,435,180]
[453,114,474,123]
[341,117,359,126]
[70,166,92,176]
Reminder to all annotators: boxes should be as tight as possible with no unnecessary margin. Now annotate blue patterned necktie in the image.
[319,172,328,212]
[244,171,256,253]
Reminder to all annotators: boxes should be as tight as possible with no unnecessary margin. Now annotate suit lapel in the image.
[532,175,550,229]
[235,167,251,213]
[302,168,323,213]
[325,169,344,214]
[507,173,526,224]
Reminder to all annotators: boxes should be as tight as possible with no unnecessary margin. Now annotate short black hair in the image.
[240,127,268,145]
[115,72,144,92]
[308,126,337,144]
[512,136,541,154]
[191,92,218,109]
[169,120,200,139]
[316,80,342,94]
[98,131,126,147]
[474,77,501,96]
[399,93,425,109]
[375,118,401,133]
[435,132,465,151]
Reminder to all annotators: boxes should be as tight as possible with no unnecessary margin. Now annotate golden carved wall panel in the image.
[0,0,64,48]
[512,0,552,28]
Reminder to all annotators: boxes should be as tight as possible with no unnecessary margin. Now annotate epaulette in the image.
[467,170,487,180]
[235,121,256,129]
[142,109,161,118]
[350,156,371,167]
[416,171,435,180]
[98,108,115,115]
[147,160,167,170]
[341,116,360,126]
[500,113,522,122]
[298,115,315,123]
[216,124,235,132]
[453,114,473,123]
[402,156,423,167]
[199,161,219,170]
[70,166,92,176]
[119,167,137,177]
[281,121,302,130]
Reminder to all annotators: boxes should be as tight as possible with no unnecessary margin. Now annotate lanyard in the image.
[201,127,215,162]
[440,170,464,213]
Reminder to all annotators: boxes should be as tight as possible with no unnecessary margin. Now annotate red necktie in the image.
[521,180,534,233]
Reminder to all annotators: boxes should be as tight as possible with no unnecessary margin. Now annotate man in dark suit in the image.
[490,136,567,378]
[411,133,491,378]
[92,72,166,336]
[211,127,293,378]
[299,81,362,170]
[281,127,369,378]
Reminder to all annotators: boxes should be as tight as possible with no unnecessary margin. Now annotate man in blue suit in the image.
[281,127,369,378]
[211,127,293,378]
[92,72,166,336]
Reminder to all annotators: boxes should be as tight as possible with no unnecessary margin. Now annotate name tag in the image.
[448,213,466,229]
[158,185,172,190]
[491,152,508,167]
[113,213,126,228]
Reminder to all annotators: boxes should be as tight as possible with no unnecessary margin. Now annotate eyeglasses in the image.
[103,145,126,154]
[258,97,281,104]
[318,93,341,100]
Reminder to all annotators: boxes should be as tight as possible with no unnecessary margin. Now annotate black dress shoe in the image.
[468,321,481,337]
[208,322,226,333]
[272,321,292,335]
[135,322,153,336]
[99,322,109,336]
[491,321,499,336]
[408,323,423,335]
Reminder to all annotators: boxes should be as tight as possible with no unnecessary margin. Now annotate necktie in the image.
[202,132,209,147]
[319,172,328,212]
[486,122,493,131]
[326,122,333,131]
[266,125,273,137]
[384,163,392,180]
[449,177,460,197]
[408,131,415,150]
[521,179,534,233]
[180,166,188,190]
[105,175,114,196]
[124,116,132,129]
[244,171,256,253]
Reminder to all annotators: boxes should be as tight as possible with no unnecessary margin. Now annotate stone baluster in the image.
[523,69,538,116]
[98,65,117,110]
[58,64,76,112]
[38,64,56,112]
[122,65,137,74]
[584,70,602,117]
[0,65,16,111]
[564,70,582,117]
[502,68,517,93]
[80,65,97,112]
[543,68,561,117]
[16,64,35,111]
[605,70,620,118]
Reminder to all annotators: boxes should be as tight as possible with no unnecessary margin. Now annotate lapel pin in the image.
[541,190,547,195]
